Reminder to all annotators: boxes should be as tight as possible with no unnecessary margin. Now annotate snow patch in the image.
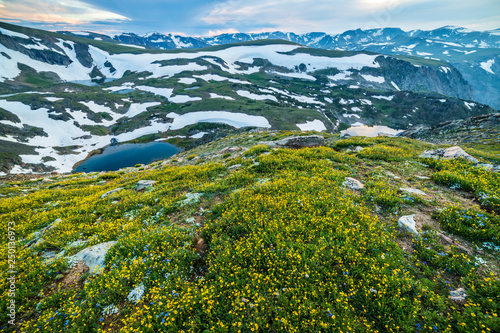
[360,74,385,83]
[480,59,495,74]
[236,90,277,102]
[166,111,271,129]
[296,119,326,132]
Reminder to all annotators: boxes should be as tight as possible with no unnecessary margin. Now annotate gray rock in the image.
[275,135,325,148]
[69,241,117,274]
[219,146,241,154]
[344,177,364,190]
[355,146,364,152]
[419,146,479,164]
[449,288,467,304]
[136,180,156,191]
[101,188,124,199]
[228,164,242,171]
[400,187,428,196]
[416,175,430,180]
[398,214,419,236]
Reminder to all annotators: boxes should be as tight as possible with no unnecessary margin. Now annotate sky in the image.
[0,0,499,36]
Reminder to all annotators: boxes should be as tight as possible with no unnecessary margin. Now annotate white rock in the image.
[69,241,117,274]
[398,214,419,236]
[344,177,364,190]
[400,187,428,196]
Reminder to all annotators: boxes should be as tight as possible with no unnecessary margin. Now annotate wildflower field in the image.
[1,131,499,332]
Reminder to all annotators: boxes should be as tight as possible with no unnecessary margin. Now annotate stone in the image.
[437,232,454,244]
[69,241,117,274]
[355,146,364,152]
[400,187,428,196]
[219,146,242,154]
[101,188,124,199]
[416,175,430,180]
[276,135,325,148]
[344,177,364,190]
[398,214,419,236]
[419,146,479,164]
[228,164,242,171]
[136,180,156,191]
[449,288,467,304]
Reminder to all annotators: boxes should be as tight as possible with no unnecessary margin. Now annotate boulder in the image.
[419,146,479,164]
[344,177,364,190]
[398,214,419,236]
[101,188,124,199]
[69,241,117,274]
[276,135,325,148]
[136,180,156,191]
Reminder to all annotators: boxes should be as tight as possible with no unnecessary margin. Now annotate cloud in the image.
[205,28,239,36]
[0,0,130,25]
[201,0,500,33]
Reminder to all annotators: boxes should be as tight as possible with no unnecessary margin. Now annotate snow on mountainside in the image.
[0,22,495,175]
[107,26,500,109]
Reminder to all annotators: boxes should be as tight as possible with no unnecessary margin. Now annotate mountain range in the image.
[60,26,500,110]
[0,21,497,175]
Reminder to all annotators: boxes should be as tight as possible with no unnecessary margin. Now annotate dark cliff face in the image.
[0,34,72,66]
[74,43,93,68]
[375,56,474,100]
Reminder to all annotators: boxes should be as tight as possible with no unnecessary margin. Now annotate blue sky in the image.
[0,0,499,36]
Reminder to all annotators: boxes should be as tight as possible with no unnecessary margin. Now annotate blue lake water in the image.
[75,141,179,173]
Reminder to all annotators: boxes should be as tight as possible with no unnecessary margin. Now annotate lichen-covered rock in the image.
[69,241,117,274]
[344,177,364,190]
[420,146,478,164]
[449,288,467,304]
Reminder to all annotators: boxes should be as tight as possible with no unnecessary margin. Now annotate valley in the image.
[0,22,496,175]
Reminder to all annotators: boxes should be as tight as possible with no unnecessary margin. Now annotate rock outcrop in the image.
[275,135,325,148]
[419,146,479,164]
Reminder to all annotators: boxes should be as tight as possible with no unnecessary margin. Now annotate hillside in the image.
[0,22,495,175]
[0,130,499,332]
[63,25,500,109]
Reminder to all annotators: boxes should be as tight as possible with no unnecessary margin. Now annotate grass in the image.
[0,132,499,332]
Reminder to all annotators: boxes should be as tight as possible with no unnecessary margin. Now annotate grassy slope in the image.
[0,132,498,332]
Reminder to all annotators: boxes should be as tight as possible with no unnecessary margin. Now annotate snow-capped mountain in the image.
[0,21,495,174]
[101,26,500,109]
